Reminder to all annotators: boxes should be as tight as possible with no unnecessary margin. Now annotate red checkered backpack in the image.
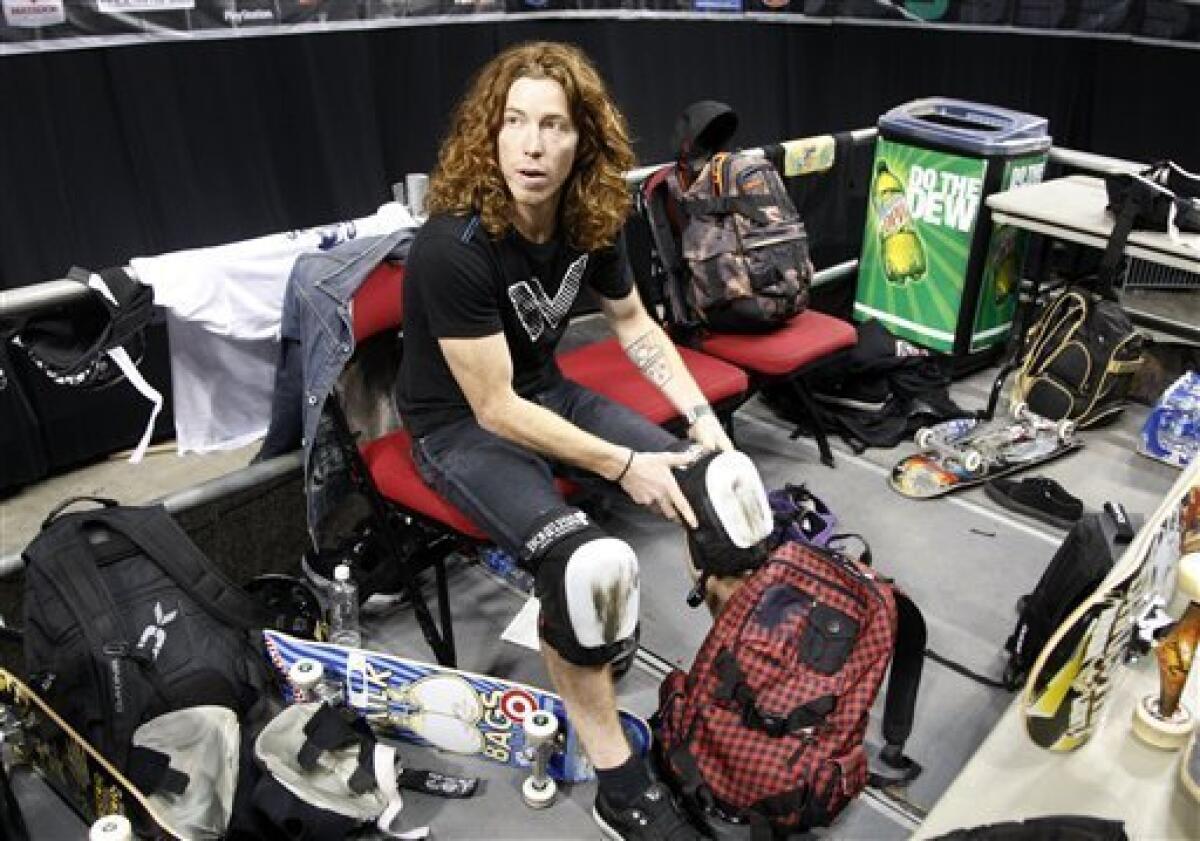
[654,540,926,838]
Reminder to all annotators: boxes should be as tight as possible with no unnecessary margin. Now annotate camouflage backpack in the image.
[645,151,812,335]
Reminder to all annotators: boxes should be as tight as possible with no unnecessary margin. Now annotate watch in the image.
[684,404,714,426]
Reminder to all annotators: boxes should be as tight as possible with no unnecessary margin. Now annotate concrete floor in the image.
[1,286,1196,839]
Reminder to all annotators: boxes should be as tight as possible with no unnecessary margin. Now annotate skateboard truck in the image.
[1132,552,1200,750]
[521,710,560,809]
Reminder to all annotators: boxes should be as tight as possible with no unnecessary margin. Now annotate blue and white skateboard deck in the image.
[262,630,652,784]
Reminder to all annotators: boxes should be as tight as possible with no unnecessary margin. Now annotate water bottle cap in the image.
[90,815,132,841]
[334,563,351,582]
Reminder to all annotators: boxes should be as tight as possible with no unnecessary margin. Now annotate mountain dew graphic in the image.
[872,161,927,285]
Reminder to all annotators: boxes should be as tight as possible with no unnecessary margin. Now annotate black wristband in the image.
[614,449,635,483]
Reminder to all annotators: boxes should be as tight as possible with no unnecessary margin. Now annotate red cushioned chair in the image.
[558,336,749,436]
[634,168,858,466]
[326,259,751,666]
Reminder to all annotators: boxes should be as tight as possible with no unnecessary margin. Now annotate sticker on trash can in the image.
[972,154,1047,352]
[855,139,987,353]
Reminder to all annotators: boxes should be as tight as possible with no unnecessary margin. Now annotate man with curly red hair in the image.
[395,41,730,839]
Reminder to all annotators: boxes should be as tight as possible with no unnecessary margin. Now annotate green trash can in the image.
[854,98,1051,360]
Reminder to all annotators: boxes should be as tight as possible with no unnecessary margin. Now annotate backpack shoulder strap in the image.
[24,514,140,765]
[874,591,925,785]
[81,505,267,631]
[642,167,701,337]
[1097,189,1141,300]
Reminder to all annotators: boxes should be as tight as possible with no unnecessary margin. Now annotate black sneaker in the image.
[984,476,1084,530]
[594,782,705,840]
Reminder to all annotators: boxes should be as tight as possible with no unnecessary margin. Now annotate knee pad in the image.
[523,509,640,668]
[674,449,773,577]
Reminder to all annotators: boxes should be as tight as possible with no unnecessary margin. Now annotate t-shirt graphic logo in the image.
[507,254,588,342]
[137,601,178,661]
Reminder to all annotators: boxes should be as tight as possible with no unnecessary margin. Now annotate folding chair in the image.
[331,259,750,666]
[635,167,858,466]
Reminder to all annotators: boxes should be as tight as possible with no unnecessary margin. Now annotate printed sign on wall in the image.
[96,0,195,12]
[2,0,65,27]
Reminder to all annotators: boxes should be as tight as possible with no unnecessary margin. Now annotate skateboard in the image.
[1021,459,1200,751]
[889,404,1080,499]
[0,668,182,839]
[262,630,652,785]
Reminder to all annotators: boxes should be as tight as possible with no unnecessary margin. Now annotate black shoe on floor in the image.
[984,476,1084,530]
[594,782,704,841]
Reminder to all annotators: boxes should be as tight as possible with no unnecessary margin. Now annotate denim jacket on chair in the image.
[259,228,415,544]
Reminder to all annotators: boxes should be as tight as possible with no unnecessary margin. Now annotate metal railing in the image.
[0,136,1147,320]
[0,451,302,579]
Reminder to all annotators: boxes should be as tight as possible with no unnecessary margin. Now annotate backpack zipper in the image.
[772,557,868,609]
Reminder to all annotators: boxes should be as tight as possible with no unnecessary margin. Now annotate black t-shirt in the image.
[395,213,631,438]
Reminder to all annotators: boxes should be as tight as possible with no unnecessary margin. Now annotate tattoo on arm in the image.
[624,330,672,388]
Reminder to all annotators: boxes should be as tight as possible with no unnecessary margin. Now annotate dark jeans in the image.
[412,378,682,557]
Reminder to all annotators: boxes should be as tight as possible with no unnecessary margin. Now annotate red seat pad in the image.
[361,429,490,539]
[351,262,405,343]
[558,337,749,424]
[362,428,577,541]
[698,310,857,376]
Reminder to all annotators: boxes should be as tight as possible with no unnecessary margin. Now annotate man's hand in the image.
[618,449,700,528]
[688,412,733,453]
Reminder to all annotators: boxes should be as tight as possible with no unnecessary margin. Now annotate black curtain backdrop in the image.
[3,18,1198,292]
[1,17,1197,486]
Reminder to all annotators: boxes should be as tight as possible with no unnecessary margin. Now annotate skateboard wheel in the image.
[1132,694,1195,750]
[90,815,132,841]
[962,450,984,475]
[1056,420,1076,443]
[522,773,558,809]
[1177,553,1200,602]
[915,428,936,449]
[523,710,559,744]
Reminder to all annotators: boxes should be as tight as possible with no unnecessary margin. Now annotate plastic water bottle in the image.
[329,563,362,648]
[480,547,535,594]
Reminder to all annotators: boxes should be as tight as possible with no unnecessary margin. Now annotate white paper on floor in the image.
[500,596,542,652]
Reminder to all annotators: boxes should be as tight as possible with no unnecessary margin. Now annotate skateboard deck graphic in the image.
[890,411,1081,499]
[0,669,182,839]
[262,630,652,784]
[1021,458,1200,751]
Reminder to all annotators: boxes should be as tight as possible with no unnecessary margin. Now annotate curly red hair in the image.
[425,41,635,252]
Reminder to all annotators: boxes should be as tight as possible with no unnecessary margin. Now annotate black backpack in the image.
[1,266,153,389]
[1002,509,1132,689]
[22,497,271,773]
[1013,289,1145,427]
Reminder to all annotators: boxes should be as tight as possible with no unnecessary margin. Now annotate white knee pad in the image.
[527,509,640,667]
[561,537,640,652]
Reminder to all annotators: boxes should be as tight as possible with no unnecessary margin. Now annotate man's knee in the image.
[675,449,773,577]
[524,509,639,667]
